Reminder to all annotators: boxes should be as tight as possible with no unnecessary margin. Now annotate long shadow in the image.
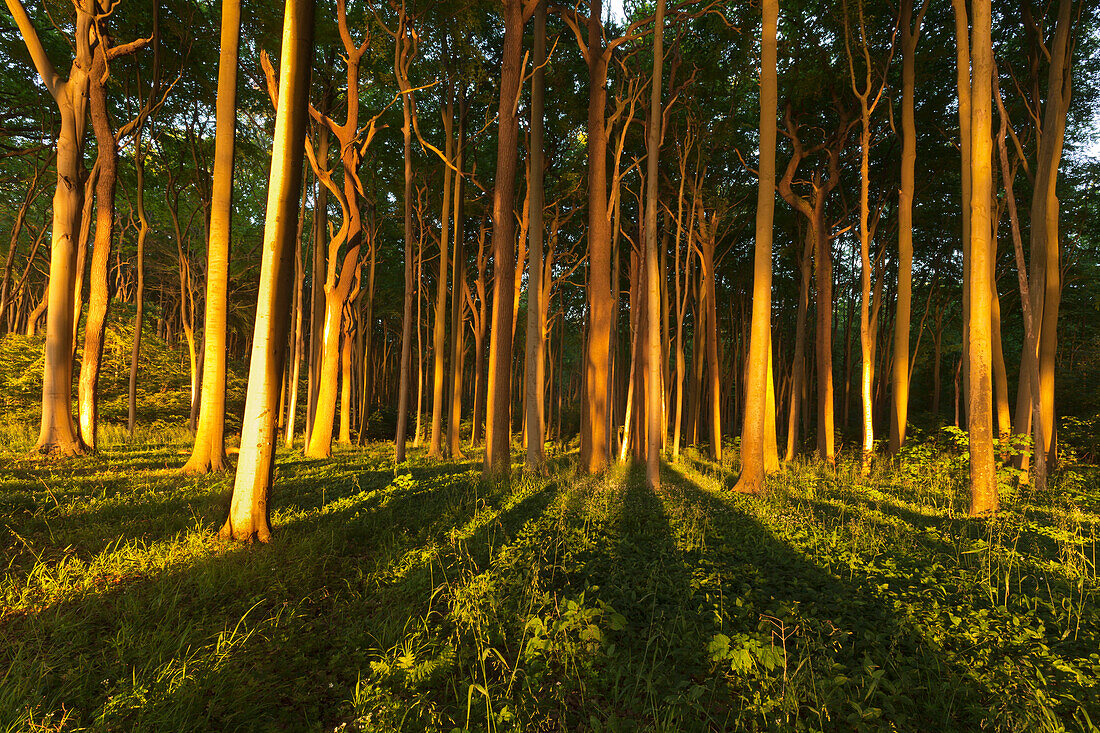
[0,454,562,732]
[665,465,999,731]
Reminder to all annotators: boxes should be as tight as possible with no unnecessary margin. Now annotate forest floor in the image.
[0,425,1098,732]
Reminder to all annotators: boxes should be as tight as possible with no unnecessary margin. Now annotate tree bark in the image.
[483,0,527,477]
[732,0,776,493]
[643,0,665,487]
[184,0,240,473]
[221,0,314,541]
[524,0,547,473]
[966,0,998,516]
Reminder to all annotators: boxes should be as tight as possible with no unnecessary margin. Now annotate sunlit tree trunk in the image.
[965,0,997,516]
[889,0,927,454]
[221,0,314,541]
[483,0,528,476]
[733,0,776,494]
[428,82,455,460]
[285,213,305,448]
[643,0,665,487]
[7,0,93,455]
[524,0,547,473]
[447,90,467,458]
[184,0,240,473]
[577,0,613,474]
[394,20,416,463]
[951,0,972,423]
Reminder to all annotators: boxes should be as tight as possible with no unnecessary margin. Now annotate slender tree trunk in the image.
[643,0,665,486]
[447,91,467,457]
[733,0,776,493]
[483,0,526,476]
[306,130,329,443]
[222,0,314,541]
[285,216,305,448]
[889,0,925,454]
[184,0,240,473]
[428,82,455,459]
[395,84,415,463]
[579,0,613,474]
[784,230,812,462]
[78,40,127,452]
[524,1,547,472]
[966,0,998,516]
[128,135,150,436]
[952,0,972,423]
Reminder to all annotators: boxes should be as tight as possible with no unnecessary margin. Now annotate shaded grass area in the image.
[1,439,1097,732]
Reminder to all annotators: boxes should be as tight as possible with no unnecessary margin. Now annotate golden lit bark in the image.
[889,0,928,454]
[7,0,94,455]
[966,0,998,516]
[184,0,240,473]
[733,0,776,494]
[221,0,314,542]
[524,1,548,473]
[483,0,530,477]
[643,0,665,488]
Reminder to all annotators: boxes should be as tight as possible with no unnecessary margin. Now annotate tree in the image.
[5,0,95,455]
[183,0,241,474]
[966,0,996,516]
[524,0,548,473]
[221,0,315,541]
[733,0,777,495]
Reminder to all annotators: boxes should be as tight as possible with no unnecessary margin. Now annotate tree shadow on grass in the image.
[0,455,561,733]
[662,464,999,731]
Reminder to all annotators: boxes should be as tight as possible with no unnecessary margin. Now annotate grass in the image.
[0,429,1097,732]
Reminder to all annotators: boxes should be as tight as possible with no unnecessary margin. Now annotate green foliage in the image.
[0,441,1097,731]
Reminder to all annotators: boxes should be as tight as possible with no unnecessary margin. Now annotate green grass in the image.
[0,433,1097,732]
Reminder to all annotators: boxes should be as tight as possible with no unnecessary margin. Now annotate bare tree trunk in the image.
[447,90,467,458]
[966,0,998,516]
[184,0,240,473]
[732,0,776,493]
[222,0,313,541]
[428,80,455,459]
[7,0,94,455]
[889,0,927,454]
[643,0,665,487]
[483,0,527,476]
[524,1,547,473]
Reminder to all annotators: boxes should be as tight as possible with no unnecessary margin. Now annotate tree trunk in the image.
[733,0,776,493]
[222,0,313,540]
[447,90,467,458]
[77,42,123,452]
[579,0,613,474]
[966,0,997,516]
[7,0,94,455]
[643,0,665,487]
[428,81,455,459]
[482,0,526,477]
[524,0,547,473]
[184,0,240,473]
[889,0,925,454]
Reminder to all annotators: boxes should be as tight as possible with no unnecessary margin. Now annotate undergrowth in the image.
[0,436,1097,732]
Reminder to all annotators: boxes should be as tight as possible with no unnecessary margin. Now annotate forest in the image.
[1,0,1099,729]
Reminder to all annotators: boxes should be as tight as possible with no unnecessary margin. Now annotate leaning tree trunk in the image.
[221,0,314,541]
[77,43,123,452]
